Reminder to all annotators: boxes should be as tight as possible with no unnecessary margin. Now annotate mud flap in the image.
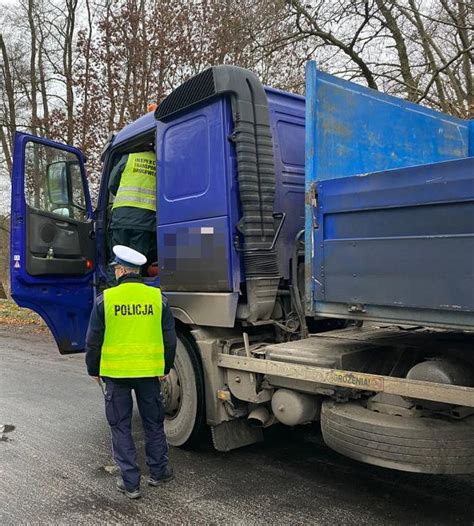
[211,419,263,452]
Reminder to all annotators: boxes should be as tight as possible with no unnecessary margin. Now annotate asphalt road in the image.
[1,327,473,526]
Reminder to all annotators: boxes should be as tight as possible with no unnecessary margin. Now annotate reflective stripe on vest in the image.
[112,152,157,212]
[100,282,165,378]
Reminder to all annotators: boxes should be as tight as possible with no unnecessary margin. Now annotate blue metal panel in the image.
[157,99,229,225]
[267,88,306,279]
[157,98,235,291]
[10,132,94,351]
[305,63,318,309]
[113,112,156,146]
[305,61,470,183]
[312,157,474,328]
[470,120,474,157]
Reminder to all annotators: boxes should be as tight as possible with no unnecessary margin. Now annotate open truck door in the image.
[10,132,96,353]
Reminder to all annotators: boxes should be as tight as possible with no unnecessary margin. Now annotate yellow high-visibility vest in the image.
[100,282,165,378]
[112,152,157,212]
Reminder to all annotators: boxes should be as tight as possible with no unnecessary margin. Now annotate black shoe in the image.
[148,466,174,486]
[116,478,141,499]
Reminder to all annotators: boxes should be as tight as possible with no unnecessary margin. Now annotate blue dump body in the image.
[305,61,474,329]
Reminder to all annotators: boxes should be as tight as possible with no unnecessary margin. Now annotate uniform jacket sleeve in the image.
[108,154,128,196]
[162,296,177,375]
[85,294,105,376]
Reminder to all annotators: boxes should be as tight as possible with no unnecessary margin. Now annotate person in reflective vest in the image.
[85,245,176,499]
[108,147,157,269]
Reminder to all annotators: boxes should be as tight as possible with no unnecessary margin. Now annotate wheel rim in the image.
[162,366,181,416]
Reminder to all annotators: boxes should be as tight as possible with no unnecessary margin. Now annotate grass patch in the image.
[0,299,46,327]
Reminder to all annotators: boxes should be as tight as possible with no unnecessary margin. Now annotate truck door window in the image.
[24,141,88,221]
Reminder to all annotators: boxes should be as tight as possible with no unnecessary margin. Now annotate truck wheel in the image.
[161,332,206,447]
[321,400,474,474]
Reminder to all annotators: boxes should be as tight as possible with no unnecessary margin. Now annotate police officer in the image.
[108,147,157,263]
[85,245,176,499]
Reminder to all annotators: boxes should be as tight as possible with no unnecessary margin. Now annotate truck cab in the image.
[11,66,306,349]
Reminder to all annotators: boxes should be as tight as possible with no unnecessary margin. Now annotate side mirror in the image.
[46,161,70,206]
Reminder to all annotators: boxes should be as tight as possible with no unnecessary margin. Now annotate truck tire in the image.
[162,331,207,447]
[321,400,474,474]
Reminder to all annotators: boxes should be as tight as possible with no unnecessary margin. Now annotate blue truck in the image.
[10,62,474,474]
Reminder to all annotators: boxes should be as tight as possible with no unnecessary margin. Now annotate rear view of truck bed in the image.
[305,61,474,329]
[313,157,474,329]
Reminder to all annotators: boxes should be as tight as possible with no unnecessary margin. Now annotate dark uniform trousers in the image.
[110,229,154,260]
[104,377,168,490]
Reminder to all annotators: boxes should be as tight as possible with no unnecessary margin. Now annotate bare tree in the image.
[1,0,471,196]
[0,33,16,175]
[26,0,39,135]
[63,0,79,143]
[284,0,473,117]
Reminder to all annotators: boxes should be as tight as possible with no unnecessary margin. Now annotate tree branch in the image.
[417,45,473,104]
